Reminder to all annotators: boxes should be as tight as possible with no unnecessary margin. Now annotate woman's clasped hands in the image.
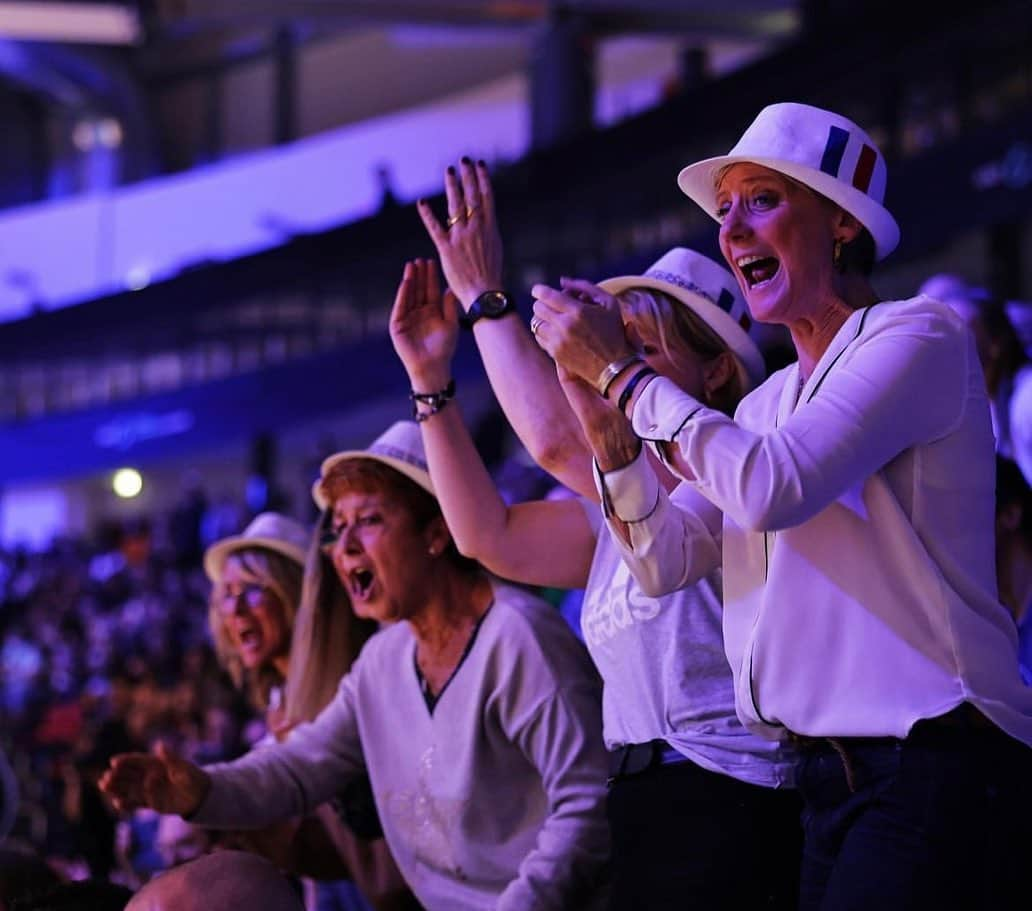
[530,278,637,394]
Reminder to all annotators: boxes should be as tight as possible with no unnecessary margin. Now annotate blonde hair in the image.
[208,547,302,710]
[281,514,379,726]
[617,287,745,416]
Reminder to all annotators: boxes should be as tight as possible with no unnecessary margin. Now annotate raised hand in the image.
[417,158,503,309]
[389,258,460,391]
[99,742,211,818]
[530,277,636,388]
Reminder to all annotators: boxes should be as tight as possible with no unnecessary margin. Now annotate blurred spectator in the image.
[0,511,250,890]
[154,816,210,870]
[1005,299,1032,356]
[921,273,1032,483]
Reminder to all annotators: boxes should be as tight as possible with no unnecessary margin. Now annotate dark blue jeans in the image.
[607,756,802,910]
[796,720,1032,911]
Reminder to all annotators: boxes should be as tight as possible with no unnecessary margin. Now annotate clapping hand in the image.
[389,258,460,391]
[417,158,503,309]
[530,277,636,388]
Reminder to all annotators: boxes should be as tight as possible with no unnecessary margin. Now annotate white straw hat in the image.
[677,102,900,261]
[312,421,434,511]
[203,512,309,583]
[599,247,765,390]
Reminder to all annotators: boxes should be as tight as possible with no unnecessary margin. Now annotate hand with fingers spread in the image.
[99,741,211,818]
[389,258,460,391]
[530,277,637,391]
[416,158,504,309]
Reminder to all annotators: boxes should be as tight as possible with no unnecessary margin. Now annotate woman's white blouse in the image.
[605,296,1032,744]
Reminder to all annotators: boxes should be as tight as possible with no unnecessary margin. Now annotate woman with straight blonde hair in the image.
[203,512,416,911]
[205,513,306,720]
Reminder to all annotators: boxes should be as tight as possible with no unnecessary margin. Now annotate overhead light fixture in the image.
[0,2,141,45]
[112,467,143,499]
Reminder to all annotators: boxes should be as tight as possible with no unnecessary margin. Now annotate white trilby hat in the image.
[312,420,434,511]
[203,511,309,583]
[598,247,765,391]
[677,102,900,261]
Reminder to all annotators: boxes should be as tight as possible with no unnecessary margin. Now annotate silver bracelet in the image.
[595,354,643,399]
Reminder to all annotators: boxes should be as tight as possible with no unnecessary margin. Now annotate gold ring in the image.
[530,316,543,336]
[465,205,478,219]
[445,213,463,228]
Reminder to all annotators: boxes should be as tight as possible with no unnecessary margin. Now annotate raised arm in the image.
[388,259,595,590]
[416,159,596,497]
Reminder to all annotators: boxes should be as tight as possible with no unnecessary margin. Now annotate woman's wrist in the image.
[585,416,641,473]
[407,368,453,393]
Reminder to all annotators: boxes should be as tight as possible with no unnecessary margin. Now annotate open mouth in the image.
[737,254,780,289]
[349,568,375,600]
[237,626,262,651]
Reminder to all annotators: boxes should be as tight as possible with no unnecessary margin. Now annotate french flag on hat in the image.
[676,102,901,261]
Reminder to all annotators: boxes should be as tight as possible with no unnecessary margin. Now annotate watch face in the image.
[479,291,511,317]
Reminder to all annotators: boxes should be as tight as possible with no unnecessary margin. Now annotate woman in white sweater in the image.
[102,422,609,911]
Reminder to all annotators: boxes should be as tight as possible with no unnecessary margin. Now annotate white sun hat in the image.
[312,420,434,511]
[203,512,309,583]
[677,102,900,261]
[599,246,765,390]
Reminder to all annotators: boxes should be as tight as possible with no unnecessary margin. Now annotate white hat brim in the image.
[677,154,900,261]
[598,273,765,390]
[204,535,307,583]
[312,451,435,511]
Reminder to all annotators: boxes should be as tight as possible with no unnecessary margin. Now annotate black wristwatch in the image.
[461,290,516,329]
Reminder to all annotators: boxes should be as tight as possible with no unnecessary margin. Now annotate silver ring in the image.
[530,315,543,336]
[445,212,463,228]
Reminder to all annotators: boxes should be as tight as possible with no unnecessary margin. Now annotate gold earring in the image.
[833,238,843,270]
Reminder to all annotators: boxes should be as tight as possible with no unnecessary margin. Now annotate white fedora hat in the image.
[677,102,900,261]
[312,420,434,511]
[599,247,765,390]
[203,512,309,583]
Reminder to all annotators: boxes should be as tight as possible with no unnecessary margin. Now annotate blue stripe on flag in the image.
[819,125,849,177]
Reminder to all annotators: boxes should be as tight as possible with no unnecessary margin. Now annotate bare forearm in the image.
[472,316,595,498]
[411,386,523,565]
[579,409,641,473]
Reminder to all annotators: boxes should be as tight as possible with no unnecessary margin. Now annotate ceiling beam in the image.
[149,0,795,40]
[0,1,141,45]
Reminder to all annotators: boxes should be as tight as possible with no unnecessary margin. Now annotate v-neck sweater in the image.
[192,580,609,911]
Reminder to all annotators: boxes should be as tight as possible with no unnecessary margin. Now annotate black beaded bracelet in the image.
[410,379,456,423]
[617,366,656,416]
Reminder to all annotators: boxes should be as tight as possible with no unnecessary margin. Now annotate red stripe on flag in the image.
[852,145,876,193]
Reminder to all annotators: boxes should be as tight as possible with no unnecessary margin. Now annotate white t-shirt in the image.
[578,498,793,787]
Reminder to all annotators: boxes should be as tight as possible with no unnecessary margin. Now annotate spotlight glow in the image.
[112,468,143,499]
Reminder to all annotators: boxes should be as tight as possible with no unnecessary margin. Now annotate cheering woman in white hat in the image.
[103,429,610,911]
[535,101,1032,909]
